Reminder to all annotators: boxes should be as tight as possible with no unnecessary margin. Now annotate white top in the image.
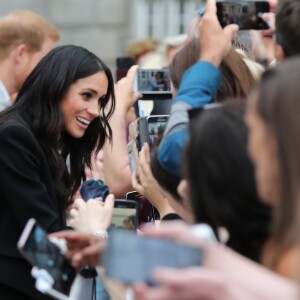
[0,80,10,111]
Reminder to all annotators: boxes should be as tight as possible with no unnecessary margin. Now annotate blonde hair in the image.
[126,38,159,60]
[235,48,265,81]
[0,10,60,60]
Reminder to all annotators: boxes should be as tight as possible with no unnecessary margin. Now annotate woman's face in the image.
[246,103,279,205]
[60,71,108,138]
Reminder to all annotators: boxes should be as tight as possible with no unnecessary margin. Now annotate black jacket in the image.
[0,121,67,299]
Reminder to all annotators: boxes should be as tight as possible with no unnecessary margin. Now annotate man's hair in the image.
[0,10,60,60]
[276,0,300,57]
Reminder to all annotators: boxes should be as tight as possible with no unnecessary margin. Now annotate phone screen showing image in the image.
[18,220,76,296]
[147,117,168,149]
[216,1,270,30]
[136,69,172,94]
[111,200,139,230]
[126,192,156,226]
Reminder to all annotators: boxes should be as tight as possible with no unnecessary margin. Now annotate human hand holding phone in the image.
[102,229,203,285]
[49,230,105,268]
[199,0,239,66]
[17,219,76,297]
[68,195,115,233]
[132,143,176,219]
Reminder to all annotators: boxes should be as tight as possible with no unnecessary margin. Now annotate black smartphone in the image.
[116,56,136,82]
[126,191,159,227]
[111,200,139,230]
[134,69,173,99]
[102,229,203,285]
[17,219,76,297]
[137,115,169,151]
[216,0,270,30]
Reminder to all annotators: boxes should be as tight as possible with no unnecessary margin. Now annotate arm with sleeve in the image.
[158,61,221,178]
[0,123,67,234]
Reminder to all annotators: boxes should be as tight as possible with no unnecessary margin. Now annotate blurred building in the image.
[0,0,202,77]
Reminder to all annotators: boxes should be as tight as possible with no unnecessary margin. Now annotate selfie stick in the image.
[31,267,71,300]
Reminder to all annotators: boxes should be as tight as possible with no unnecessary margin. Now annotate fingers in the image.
[126,65,139,81]
[205,0,216,16]
[139,145,151,176]
[131,171,143,194]
[104,193,115,210]
[69,208,78,219]
[72,198,86,210]
[144,143,151,162]
[223,24,239,41]
[71,242,104,267]
[262,12,275,31]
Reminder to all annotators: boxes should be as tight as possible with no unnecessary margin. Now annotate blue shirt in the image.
[158,61,221,178]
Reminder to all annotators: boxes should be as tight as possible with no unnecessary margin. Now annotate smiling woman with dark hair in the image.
[0,45,115,299]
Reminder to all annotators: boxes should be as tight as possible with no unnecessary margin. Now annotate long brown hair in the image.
[254,57,300,269]
[169,38,257,99]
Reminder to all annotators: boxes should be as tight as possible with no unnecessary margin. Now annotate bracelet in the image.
[94,229,109,239]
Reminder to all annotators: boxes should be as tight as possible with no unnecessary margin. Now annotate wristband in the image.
[94,230,109,239]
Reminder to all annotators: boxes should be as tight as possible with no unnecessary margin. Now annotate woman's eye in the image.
[82,92,92,100]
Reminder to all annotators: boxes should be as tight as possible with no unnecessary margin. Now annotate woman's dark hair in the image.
[170,38,256,100]
[254,57,300,269]
[185,102,271,262]
[150,148,181,201]
[276,0,300,58]
[0,45,115,206]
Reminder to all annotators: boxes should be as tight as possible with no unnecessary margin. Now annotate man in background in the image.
[0,10,59,110]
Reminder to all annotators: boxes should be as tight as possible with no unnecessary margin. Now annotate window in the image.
[132,0,203,40]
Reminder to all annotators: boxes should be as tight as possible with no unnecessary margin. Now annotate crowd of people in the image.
[1,0,300,299]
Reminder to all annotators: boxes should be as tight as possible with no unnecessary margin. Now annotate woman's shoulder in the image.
[0,120,31,135]
[0,121,41,153]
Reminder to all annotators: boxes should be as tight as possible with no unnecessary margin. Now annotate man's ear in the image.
[13,44,28,64]
[275,44,286,62]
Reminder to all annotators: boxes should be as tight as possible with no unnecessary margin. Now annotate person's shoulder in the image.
[0,121,40,152]
[0,121,32,137]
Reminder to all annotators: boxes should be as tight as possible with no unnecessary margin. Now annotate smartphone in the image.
[134,69,173,99]
[102,229,203,285]
[216,0,270,30]
[17,219,76,296]
[126,191,157,226]
[116,56,136,82]
[111,200,139,230]
[137,115,169,151]
[80,179,109,201]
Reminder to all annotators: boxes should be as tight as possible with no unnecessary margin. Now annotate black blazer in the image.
[0,122,67,299]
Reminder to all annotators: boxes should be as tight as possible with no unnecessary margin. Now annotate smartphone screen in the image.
[102,229,203,285]
[126,191,156,226]
[135,69,172,94]
[17,219,76,296]
[111,200,139,230]
[216,1,270,30]
[147,116,168,149]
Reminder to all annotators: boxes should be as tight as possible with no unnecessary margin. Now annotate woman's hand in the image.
[198,0,239,66]
[134,267,257,300]
[68,194,115,233]
[49,231,105,268]
[114,65,142,115]
[132,143,176,218]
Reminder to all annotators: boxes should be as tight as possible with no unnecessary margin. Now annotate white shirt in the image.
[0,80,11,111]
